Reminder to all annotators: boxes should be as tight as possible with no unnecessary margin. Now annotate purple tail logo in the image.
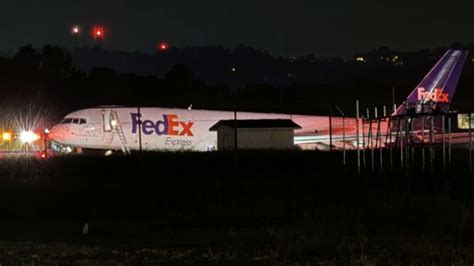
[394,49,468,115]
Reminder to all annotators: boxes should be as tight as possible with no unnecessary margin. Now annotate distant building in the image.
[355,56,366,63]
[209,119,301,150]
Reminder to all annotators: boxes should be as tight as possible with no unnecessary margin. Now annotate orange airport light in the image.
[2,132,11,142]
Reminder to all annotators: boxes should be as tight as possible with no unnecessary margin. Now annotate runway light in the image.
[2,132,11,141]
[20,131,40,144]
[111,120,117,128]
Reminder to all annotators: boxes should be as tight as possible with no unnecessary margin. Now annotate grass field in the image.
[0,150,473,264]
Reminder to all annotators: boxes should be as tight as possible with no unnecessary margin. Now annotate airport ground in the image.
[0,150,473,264]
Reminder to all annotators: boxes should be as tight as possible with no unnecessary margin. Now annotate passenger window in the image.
[72,118,80,124]
[80,118,87,124]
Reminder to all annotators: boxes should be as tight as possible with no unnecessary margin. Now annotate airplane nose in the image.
[48,126,62,141]
[48,128,56,139]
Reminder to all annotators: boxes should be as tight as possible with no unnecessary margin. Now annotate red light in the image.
[158,42,169,51]
[92,26,105,40]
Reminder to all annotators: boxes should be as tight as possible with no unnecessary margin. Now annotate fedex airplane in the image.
[49,49,468,153]
[49,107,357,152]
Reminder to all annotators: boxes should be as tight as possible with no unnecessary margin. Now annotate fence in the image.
[339,101,474,177]
[0,103,473,178]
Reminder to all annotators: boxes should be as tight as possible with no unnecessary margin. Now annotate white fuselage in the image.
[49,107,358,151]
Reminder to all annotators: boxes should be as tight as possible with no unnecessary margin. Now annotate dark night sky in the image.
[1,0,473,57]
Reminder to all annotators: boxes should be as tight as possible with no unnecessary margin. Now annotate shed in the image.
[209,119,301,150]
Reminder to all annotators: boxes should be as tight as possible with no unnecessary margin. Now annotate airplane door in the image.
[102,110,113,132]
[100,109,116,146]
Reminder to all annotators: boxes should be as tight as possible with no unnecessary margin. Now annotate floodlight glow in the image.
[20,131,40,144]
[44,128,50,134]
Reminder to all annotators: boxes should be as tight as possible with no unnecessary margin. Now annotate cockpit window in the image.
[62,118,73,124]
[61,117,86,124]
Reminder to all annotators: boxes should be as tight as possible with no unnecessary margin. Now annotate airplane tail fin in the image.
[393,49,468,116]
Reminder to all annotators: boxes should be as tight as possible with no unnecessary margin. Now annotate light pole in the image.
[335,105,346,167]
[43,128,50,158]
[71,25,80,48]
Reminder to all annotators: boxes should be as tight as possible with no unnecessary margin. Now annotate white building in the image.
[209,119,301,150]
